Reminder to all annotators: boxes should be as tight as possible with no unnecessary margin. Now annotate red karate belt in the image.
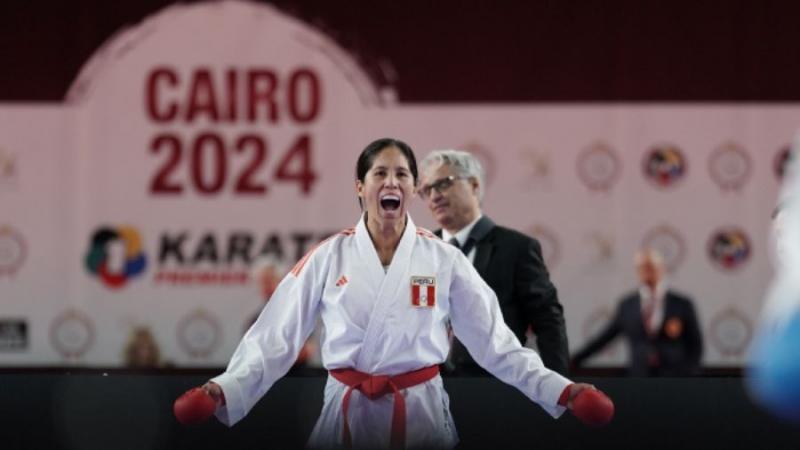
[329,365,439,449]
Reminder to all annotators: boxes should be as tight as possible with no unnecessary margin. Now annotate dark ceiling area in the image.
[1,0,799,102]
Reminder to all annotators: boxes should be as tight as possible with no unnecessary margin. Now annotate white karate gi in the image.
[212,214,571,448]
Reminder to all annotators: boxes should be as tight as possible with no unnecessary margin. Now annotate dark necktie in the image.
[448,237,474,256]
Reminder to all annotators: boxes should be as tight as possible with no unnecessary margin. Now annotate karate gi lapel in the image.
[354,214,418,372]
[354,214,387,293]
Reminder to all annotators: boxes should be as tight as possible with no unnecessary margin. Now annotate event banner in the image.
[0,1,796,367]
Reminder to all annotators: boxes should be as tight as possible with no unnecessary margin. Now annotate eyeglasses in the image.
[418,175,467,200]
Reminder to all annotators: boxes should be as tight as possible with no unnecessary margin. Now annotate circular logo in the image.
[641,224,686,273]
[85,226,147,289]
[0,225,26,276]
[707,227,752,271]
[526,224,560,268]
[708,142,752,191]
[177,309,222,358]
[576,141,622,191]
[642,143,688,189]
[773,144,794,181]
[460,141,496,187]
[709,307,753,356]
[49,309,95,359]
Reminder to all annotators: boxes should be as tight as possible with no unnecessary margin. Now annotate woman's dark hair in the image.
[355,137,418,184]
[355,138,418,209]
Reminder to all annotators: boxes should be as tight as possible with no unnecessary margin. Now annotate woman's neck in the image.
[366,214,406,265]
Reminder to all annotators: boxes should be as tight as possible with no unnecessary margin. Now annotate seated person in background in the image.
[123,326,163,368]
[571,249,703,376]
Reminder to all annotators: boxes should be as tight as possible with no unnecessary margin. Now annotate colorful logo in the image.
[708,142,752,191]
[576,141,622,192]
[0,225,26,277]
[707,227,751,271]
[85,226,147,289]
[642,143,687,188]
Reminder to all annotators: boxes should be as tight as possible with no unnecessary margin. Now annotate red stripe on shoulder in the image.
[290,228,354,277]
[416,227,438,239]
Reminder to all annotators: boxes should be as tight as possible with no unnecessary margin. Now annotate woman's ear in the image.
[356,180,364,198]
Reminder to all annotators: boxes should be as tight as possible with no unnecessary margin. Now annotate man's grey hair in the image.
[420,149,486,201]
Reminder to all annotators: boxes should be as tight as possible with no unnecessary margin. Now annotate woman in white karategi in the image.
[200,138,594,448]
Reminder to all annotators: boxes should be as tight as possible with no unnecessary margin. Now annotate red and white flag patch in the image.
[411,276,436,308]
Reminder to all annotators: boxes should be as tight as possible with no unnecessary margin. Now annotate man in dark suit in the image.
[572,249,703,376]
[418,149,569,375]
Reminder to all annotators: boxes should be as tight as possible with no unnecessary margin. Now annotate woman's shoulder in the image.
[289,227,356,276]
[414,225,460,256]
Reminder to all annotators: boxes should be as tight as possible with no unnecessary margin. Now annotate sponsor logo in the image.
[709,307,752,356]
[177,309,221,358]
[460,141,496,187]
[641,224,686,273]
[85,226,147,289]
[411,276,436,308]
[335,275,349,287]
[0,225,26,277]
[642,143,687,188]
[707,227,751,271]
[0,319,28,350]
[527,224,560,268]
[708,142,751,191]
[576,141,622,192]
[154,230,333,286]
[50,309,95,359]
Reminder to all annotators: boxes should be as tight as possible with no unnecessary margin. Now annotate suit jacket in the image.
[572,290,703,376]
[437,215,570,375]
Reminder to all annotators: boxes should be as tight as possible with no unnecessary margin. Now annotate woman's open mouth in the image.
[380,194,401,211]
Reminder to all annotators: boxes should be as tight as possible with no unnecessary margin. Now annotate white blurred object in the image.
[763,132,800,327]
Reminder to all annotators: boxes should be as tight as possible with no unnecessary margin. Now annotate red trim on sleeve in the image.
[558,383,573,407]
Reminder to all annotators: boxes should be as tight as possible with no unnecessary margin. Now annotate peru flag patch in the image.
[411,276,436,308]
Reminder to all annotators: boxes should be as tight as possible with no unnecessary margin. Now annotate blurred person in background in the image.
[418,149,569,375]
[572,249,703,376]
[248,255,320,368]
[123,326,163,368]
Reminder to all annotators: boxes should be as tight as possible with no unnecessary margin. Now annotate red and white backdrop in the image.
[0,1,796,367]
